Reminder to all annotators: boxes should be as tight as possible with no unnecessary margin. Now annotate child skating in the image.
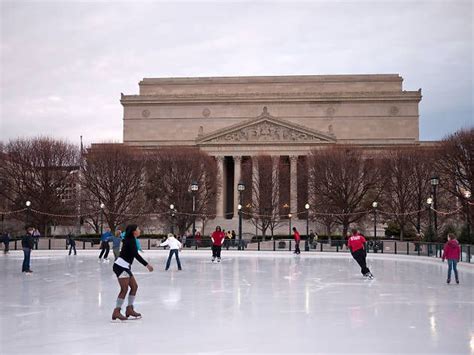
[111,224,154,321]
[211,226,225,262]
[347,228,373,279]
[160,233,182,271]
[442,233,461,284]
[292,227,301,254]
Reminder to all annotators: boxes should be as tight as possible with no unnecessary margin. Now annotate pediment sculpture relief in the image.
[209,121,323,143]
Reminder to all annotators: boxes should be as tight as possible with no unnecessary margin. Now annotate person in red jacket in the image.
[292,227,301,254]
[442,233,461,284]
[347,228,373,279]
[211,226,225,262]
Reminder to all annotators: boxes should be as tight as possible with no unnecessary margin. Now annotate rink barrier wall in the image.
[2,237,473,263]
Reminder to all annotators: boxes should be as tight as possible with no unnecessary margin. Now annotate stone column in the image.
[216,156,225,218]
[307,155,314,207]
[252,156,259,209]
[233,156,242,218]
[272,156,280,217]
[289,155,298,215]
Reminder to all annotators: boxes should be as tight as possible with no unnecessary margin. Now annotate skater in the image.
[98,227,112,262]
[225,230,232,250]
[112,229,122,260]
[112,224,154,321]
[292,227,301,254]
[160,233,182,270]
[182,232,188,249]
[195,229,202,248]
[442,233,461,284]
[347,228,373,279]
[2,231,10,254]
[67,232,77,255]
[21,227,35,273]
[32,228,41,250]
[231,230,236,247]
[211,226,225,262]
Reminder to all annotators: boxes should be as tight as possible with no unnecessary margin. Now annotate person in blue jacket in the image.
[99,227,113,262]
[112,229,123,260]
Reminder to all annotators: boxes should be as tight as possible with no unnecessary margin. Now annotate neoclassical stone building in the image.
[121,75,422,229]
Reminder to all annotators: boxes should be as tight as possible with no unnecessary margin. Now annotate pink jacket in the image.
[442,239,461,261]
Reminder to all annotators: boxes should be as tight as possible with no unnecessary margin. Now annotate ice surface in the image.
[0,250,473,354]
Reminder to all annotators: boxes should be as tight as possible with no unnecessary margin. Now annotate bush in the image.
[384,221,400,238]
[458,225,472,244]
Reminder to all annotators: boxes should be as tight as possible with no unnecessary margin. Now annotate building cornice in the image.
[121,90,421,105]
[139,74,403,86]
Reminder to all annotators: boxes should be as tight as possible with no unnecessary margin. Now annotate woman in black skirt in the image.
[112,224,154,321]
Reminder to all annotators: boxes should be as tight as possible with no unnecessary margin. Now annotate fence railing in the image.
[2,237,472,263]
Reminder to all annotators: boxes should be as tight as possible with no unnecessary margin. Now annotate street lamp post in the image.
[288,213,292,240]
[69,169,81,235]
[99,203,105,235]
[372,201,378,239]
[426,197,433,235]
[305,203,310,251]
[190,181,199,249]
[169,204,176,234]
[427,197,433,255]
[430,176,439,239]
[25,201,31,227]
[465,191,472,244]
[237,181,245,250]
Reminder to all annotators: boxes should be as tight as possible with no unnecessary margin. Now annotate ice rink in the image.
[0,250,473,354]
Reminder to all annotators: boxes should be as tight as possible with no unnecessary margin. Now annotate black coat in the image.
[21,233,34,249]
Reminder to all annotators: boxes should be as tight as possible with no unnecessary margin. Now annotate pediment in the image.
[197,107,336,145]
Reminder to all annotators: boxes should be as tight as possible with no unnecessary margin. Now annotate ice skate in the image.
[447,279,451,284]
[126,306,142,319]
[217,258,221,263]
[211,257,216,263]
[456,279,459,284]
[366,272,374,280]
[111,307,127,321]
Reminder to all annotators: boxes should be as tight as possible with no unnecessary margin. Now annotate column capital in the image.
[215,156,225,163]
[289,155,298,163]
[233,155,242,163]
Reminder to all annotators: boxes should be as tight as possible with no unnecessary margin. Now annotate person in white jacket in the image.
[160,233,182,271]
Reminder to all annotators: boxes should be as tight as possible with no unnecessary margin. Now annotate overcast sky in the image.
[1,0,472,146]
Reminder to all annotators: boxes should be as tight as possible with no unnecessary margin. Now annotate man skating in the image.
[211,226,225,262]
[347,228,373,279]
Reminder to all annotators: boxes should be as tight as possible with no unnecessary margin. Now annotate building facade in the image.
[121,75,422,231]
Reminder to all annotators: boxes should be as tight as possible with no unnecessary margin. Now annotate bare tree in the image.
[308,147,382,237]
[245,156,287,238]
[379,149,421,240]
[0,137,79,235]
[435,128,474,236]
[81,144,146,232]
[145,147,217,236]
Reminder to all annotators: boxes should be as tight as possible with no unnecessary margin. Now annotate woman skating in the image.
[160,233,182,271]
[112,224,154,321]
[442,233,461,284]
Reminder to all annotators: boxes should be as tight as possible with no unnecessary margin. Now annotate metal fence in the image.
[2,237,472,263]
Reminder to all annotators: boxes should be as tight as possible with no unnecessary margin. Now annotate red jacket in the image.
[293,231,301,243]
[211,231,225,246]
[442,239,461,261]
[347,234,366,252]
